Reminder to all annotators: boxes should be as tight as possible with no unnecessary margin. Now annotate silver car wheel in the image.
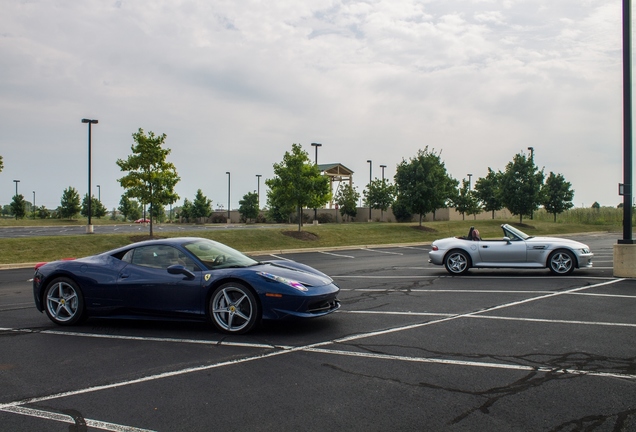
[210,283,258,334]
[549,250,575,275]
[44,278,84,325]
[445,250,469,275]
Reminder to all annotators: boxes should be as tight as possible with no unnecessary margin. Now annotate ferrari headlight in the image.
[258,272,308,292]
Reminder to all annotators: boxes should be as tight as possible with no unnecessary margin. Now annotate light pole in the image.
[380,164,387,182]
[96,185,101,219]
[311,142,322,164]
[226,172,231,223]
[619,0,633,245]
[256,174,262,210]
[32,191,35,219]
[527,147,535,219]
[367,160,372,221]
[467,173,473,190]
[81,118,98,233]
[311,142,322,223]
[13,179,19,197]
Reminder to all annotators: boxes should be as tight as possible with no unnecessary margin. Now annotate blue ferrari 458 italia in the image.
[33,237,340,334]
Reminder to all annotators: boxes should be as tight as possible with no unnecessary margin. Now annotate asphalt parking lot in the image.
[0,232,634,431]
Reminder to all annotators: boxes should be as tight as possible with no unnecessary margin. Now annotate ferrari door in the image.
[117,245,204,317]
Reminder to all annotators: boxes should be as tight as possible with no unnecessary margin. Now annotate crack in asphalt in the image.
[331,341,636,428]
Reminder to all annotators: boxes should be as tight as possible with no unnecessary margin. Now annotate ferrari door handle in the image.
[482,245,488,248]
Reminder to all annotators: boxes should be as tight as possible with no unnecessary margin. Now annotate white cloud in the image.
[0,0,627,211]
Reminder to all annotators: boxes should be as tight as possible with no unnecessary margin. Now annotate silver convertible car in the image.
[429,224,593,275]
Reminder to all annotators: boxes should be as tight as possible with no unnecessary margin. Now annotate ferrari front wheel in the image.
[44,277,85,325]
[444,250,470,275]
[209,282,259,334]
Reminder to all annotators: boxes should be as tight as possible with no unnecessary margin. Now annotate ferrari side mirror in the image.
[167,264,196,280]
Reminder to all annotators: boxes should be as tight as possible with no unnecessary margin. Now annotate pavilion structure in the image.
[317,163,354,209]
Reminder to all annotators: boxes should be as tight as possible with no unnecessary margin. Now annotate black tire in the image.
[209,282,259,334]
[548,250,575,275]
[43,277,85,325]
[444,250,470,275]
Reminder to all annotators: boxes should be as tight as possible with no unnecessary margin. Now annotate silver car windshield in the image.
[503,225,530,241]
[183,239,258,269]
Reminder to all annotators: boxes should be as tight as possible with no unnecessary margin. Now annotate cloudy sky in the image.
[0,0,626,214]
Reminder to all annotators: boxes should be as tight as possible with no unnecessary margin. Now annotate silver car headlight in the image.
[581,248,590,254]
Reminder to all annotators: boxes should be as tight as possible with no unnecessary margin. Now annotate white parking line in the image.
[0,406,155,432]
[469,315,636,328]
[0,328,286,350]
[319,251,355,258]
[334,275,616,280]
[398,246,429,251]
[268,254,293,261]
[302,347,636,381]
[362,249,403,255]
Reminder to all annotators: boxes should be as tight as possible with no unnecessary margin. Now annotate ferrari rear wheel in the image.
[444,250,470,275]
[44,277,85,325]
[210,282,259,334]
[548,250,575,275]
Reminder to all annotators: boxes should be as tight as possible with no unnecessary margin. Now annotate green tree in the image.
[118,196,142,221]
[452,179,481,220]
[37,205,50,219]
[364,178,395,221]
[265,143,331,231]
[0,154,3,173]
[117,128,180,237]
[239,191,259,222]
[178,198,194,222]
[394,147,458,226]
[592,202,601,210]
[59,187,81,220]
[474,168,504,219]
[266,186,295,223]
[150,203,166,222]
[10,194,27,219]
[192,189,213,220]
[391,197,413,222]
[81,194,107,219]
[499,152,544,224]
[335,183,360,221]
[542,172,574,222]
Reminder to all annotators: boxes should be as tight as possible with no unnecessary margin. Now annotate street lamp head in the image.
[367,160,372,163]
[226,171,230,175]
[81,119,98,124]
[311,142,322,147]
[380,164,386,168]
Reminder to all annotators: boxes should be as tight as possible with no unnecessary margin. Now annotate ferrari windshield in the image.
[503,224,531,241]
[182,238,258,269]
